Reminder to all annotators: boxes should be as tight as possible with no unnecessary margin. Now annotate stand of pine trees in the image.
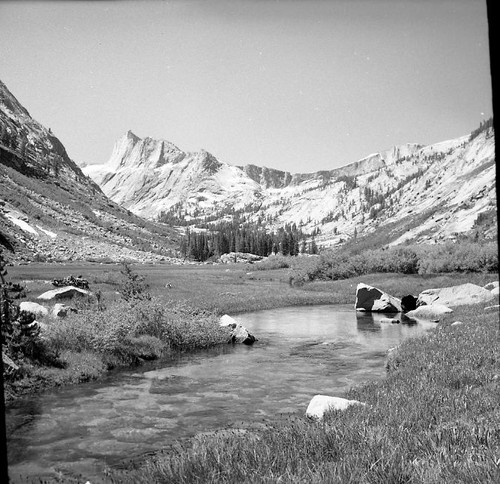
[469,116,493,141]
[179,221,313,262]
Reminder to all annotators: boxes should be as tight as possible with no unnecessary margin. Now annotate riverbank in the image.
[113,303,500,484]
[3,263,498,403]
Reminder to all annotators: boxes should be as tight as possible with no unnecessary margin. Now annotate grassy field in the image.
[7,261,498,314]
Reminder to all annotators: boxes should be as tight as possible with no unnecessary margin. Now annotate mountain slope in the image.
[84,125,496,248]
[0,80,179,263]
[83,130,263,218]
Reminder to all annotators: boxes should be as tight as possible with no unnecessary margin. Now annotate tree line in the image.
[469,117,494,141]
[180,221,318,261]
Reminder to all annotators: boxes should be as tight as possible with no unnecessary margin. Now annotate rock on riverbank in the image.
[219,314,257,345]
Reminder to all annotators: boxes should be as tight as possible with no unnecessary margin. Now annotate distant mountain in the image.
[0,79,179,263]
[83,123,497,248]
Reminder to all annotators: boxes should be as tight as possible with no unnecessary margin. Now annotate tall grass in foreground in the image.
[114,306,500,484]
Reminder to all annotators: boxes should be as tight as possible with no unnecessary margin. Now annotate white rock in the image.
[406,304,453,319]
[219,314,238,327]
[19,301,48,317]
[2,352,19,370]
[451,321,464,326]
[417,283,495,308]
[306,395,365,420]
[37,286,91,301]
[51,303,76,318]
[484,305,500,312]
[219,314,256,345]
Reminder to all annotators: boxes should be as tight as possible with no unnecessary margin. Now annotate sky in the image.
[0,0,493,173]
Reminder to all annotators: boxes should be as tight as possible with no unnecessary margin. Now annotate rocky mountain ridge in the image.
[0,79,180,263]
[84,124,496,248]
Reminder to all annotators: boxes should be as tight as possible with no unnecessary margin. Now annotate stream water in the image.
[5,305,435,483]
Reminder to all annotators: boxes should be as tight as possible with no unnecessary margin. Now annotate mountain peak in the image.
[125,130,140,141]
[0,79,31,119]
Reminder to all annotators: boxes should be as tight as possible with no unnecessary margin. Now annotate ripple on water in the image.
[110,427,164,443]
[76,438,139,455]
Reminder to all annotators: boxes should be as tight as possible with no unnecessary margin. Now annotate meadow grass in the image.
[111,304,500,484]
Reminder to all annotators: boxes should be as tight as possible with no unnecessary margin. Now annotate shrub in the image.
[119,262,151,302]
[286,241,498,282]
[255,254,293,270]
[417,241,498,274]
[1,250,62,380]
[44,297,230,367]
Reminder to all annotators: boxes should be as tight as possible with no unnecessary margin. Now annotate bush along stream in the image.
[1,256,232,402]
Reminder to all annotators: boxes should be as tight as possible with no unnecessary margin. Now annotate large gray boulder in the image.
[19,301,48,317]
[2,352,19,371]
[405,304,453,319]
[306,395,366,420]
[219,252,264,264]
[355,283,402,313]
[417,283,496,308]
[37,285,91,301]
[51,303,77,318]
[219,314,257,345]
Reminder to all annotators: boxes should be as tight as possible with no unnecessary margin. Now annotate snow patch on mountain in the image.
[5,213,39,236]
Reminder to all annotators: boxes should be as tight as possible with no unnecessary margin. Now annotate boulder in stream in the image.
[355,283,402,313]
[219,314,257,345]
[405,304,453,320]
[417,283,495,308]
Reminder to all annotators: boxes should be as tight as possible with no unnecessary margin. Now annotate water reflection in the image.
[355,312,382,332]
[356,311,420,327]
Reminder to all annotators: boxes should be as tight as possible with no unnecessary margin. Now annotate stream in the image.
[5,305,435,482]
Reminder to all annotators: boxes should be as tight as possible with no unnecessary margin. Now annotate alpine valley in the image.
[83,120,497,251]
[0,76,496,263]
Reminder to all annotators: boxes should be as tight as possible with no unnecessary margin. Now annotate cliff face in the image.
[84,126,496,247]
[0,80,95,186]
